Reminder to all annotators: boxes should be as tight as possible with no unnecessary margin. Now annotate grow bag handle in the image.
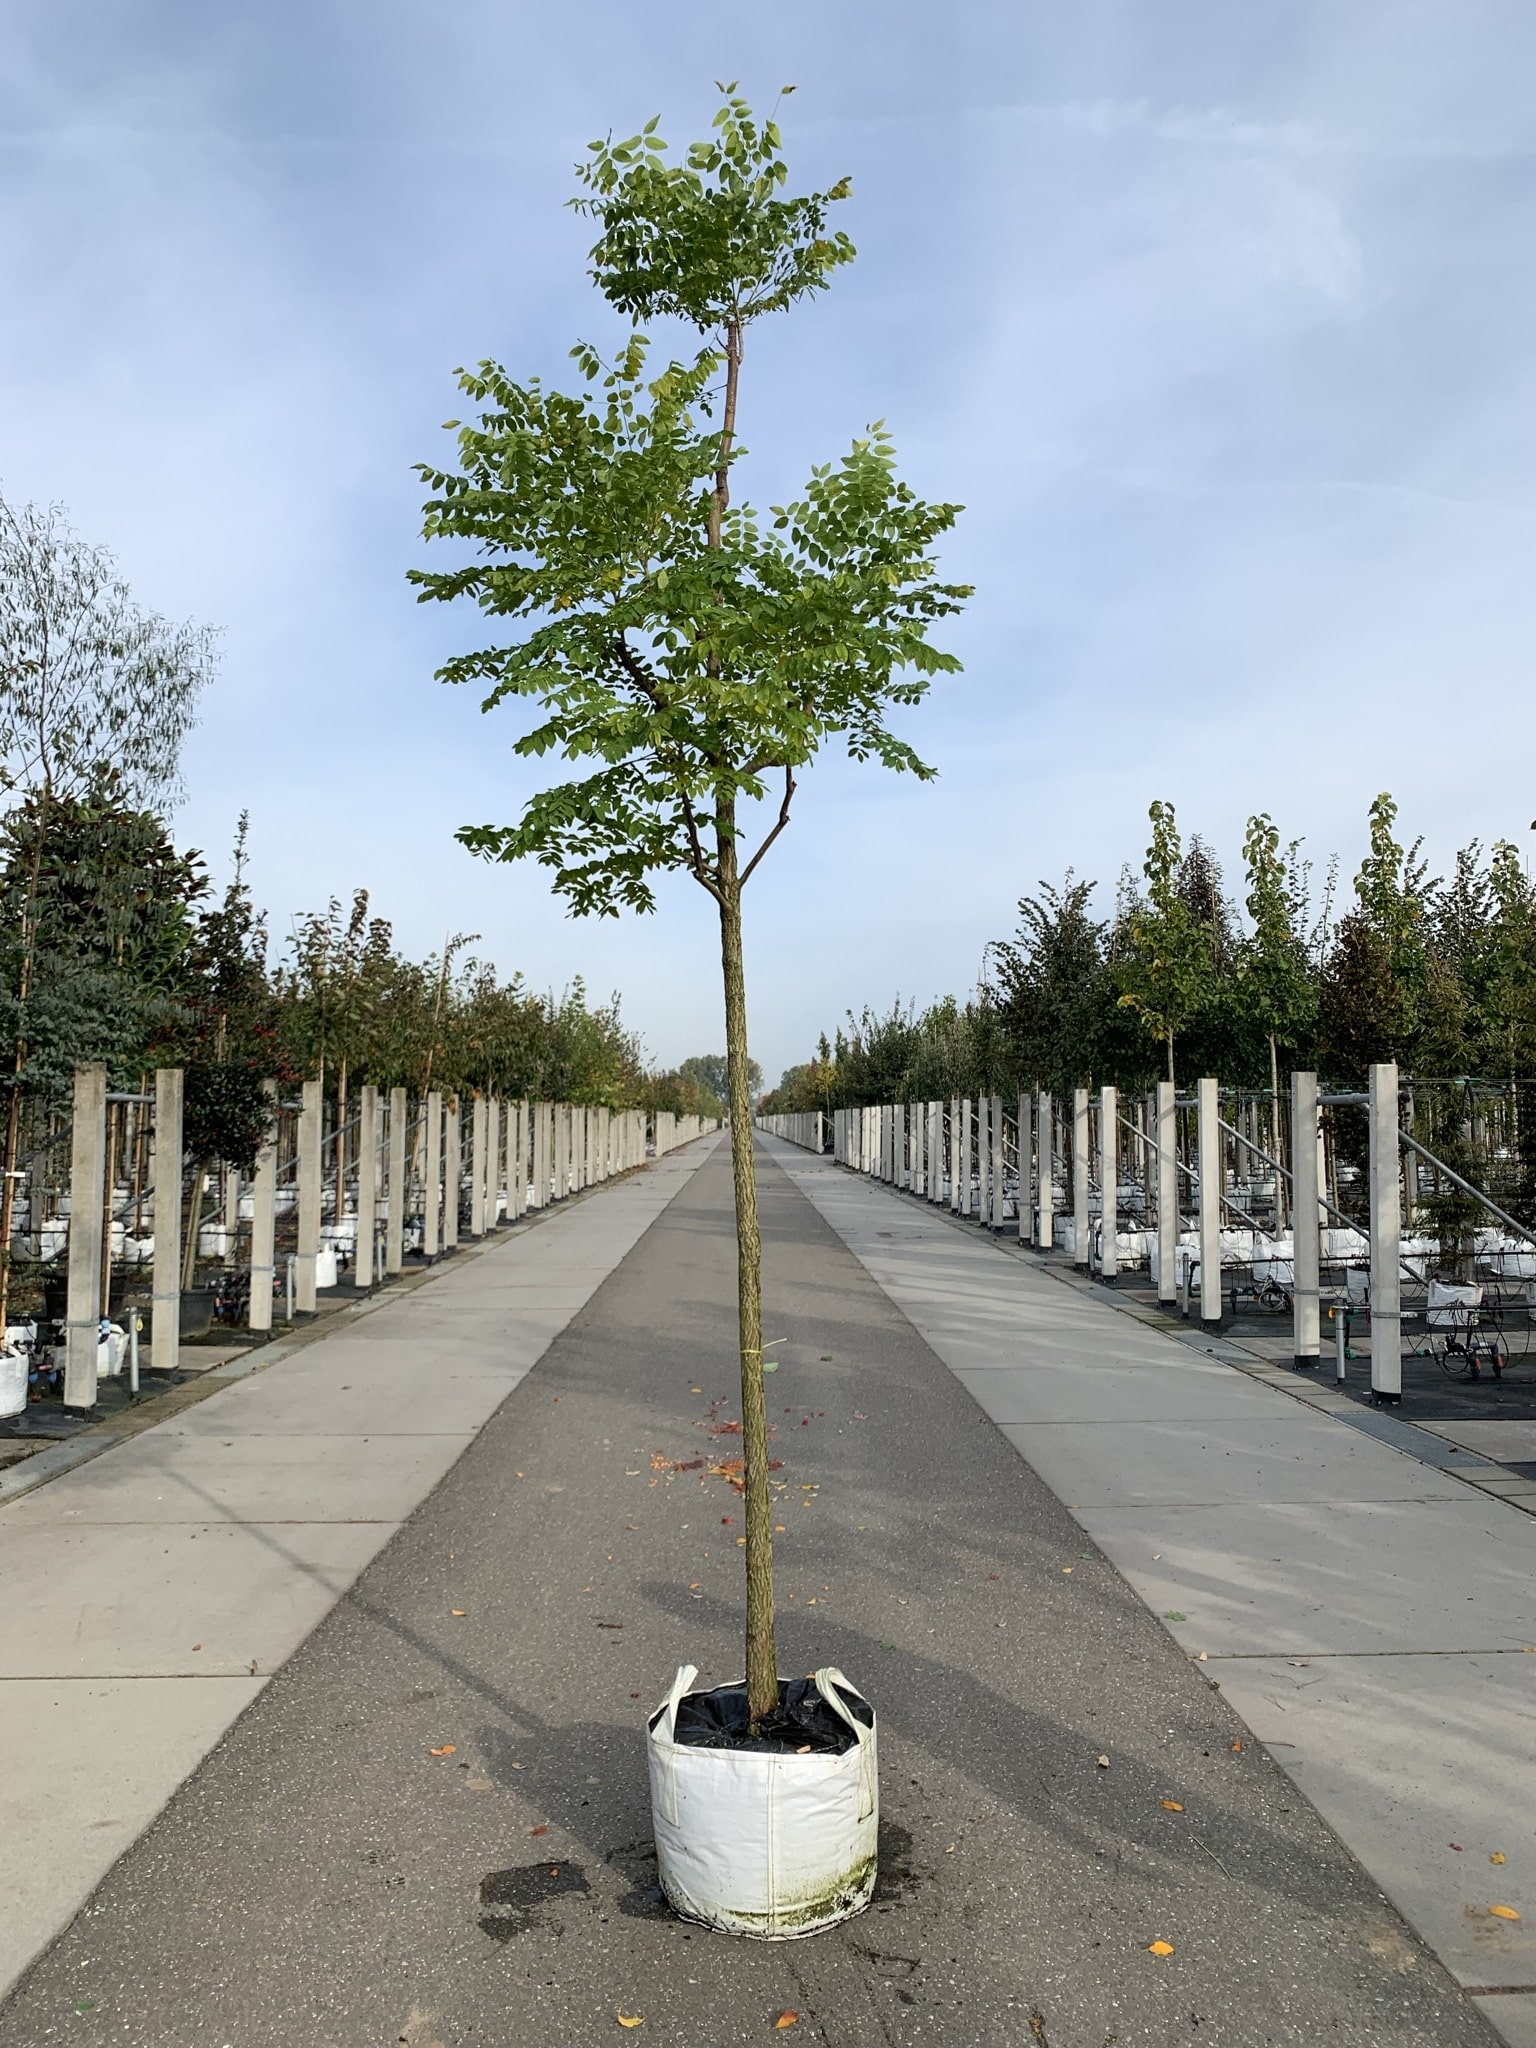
[815,1667,877,1820]
[653,1664,699,1745]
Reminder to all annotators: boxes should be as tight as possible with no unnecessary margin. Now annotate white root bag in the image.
[648,1664,878,1940]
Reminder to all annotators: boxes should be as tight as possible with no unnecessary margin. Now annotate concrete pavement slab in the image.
[0,1675,263,1994]
[1207,1651,1535,1990]
[14,1429,479,1525]
[0,1517,397,1676]
[1001,1411,1465,1506]
[1076,1496,1536,1655]
[1421,1420,1536,1462]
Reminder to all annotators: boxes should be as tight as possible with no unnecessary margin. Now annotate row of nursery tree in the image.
[762,793,1536,1113]
[0,492,725,1209]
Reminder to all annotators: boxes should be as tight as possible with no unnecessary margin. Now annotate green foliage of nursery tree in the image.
[1117,802,1219,1084]
[412,89,969,1724]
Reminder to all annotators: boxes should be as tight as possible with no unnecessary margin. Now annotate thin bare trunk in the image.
[717,803,776,1725]
[0,787,51,1329]
[334,1059,348,1227]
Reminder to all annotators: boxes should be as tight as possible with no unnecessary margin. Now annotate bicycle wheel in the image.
[1432,1335,1474,1381]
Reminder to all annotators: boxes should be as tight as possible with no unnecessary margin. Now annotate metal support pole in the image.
[64,1063,107,1411]
[386,1087,406,1273]
[1291,1071,1320,1367]
[1369,1061,1402,1402]
[423,1091,443,1257]
[249,1081,277,1329]
[356,1084,378,1288]
[151,1066,184,1375]
[296,1077,322,1314]
[1037,1093,1054,1250]
[1072,1087,1090,1268]
[1099,1084,1118,1280]
[1156,1080,1177,1303]
[1197,1076,1222,1328]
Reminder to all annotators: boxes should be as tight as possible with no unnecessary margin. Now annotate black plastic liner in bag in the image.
[673,1677,873,1756]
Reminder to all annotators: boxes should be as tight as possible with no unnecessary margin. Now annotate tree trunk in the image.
[182,1157,212,1293]
[716,817,776,1727]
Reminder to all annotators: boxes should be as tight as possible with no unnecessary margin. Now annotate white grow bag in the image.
[648,1664,878,1940]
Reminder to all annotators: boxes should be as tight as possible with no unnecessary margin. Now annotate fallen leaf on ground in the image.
[1231,1741,1243,1753]
[617,2015,644,2028]
[775,2014,799,2030]
[1097,1755,1111,1769]
[1062,1567,1073,1575]
[451,1610,467,1617]
[529,1824,549,1837]
[1451,1843,1464,1852]
[1164,1610,1187,1622]
[775,1525,786,1533]
[852,1411,867,1420]
[1161,1800,1184,1812]
[690,1387,702,1393]
[429,1745,457,1757]
[1491,1852,1507,1865]
[1147,1940,1175,1957]
[1490,1905,1521,1921]
[796,1744,811,1754]
[192,1644,202,1652]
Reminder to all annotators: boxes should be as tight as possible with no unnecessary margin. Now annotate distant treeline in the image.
[762,794,1536,1113]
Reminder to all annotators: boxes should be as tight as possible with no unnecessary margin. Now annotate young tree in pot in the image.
[413,87,966,1916]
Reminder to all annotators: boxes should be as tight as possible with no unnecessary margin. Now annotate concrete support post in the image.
[487,1097,502,1225]
[1197,1076,1222,1327]
[249,1081,277,1330]
[444,1100,461,1249]
[1369,1061,1402,1402]
[64,1063,107,1410]
[1037,1094,1054,1250]
[151,1066,185,1375]
[423,1091,443,1258]
[1072,1087,1090,1268]
[991,1095,1007,1231]
[1156,1080,1178,1304]
[1099,1084,1118,1280]
[386,1088,407,1273]
[1291,1070,1320,1366]
[356,1084,378,1288]
[1025,1094,1039,1240]
[531,1105,546,1208]
[470,1096,487,1237]
[977,1098,991,1219]
[296,1077,322,1314]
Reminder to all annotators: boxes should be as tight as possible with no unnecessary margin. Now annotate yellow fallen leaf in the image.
[1161,1800,1184,1812]
[617,2016,644,2029]
[1490,1905,1521,1921]
[451,1609,467,1617]
[1147,1940,1175,1957]
[428,1745,456,1757]
[1491,1852,1506,1865]
[775,2015,799,2030]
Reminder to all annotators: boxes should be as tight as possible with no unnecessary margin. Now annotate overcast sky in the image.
[5,3,1534,1084]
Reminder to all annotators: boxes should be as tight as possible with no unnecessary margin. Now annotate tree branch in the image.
[610,634,663,704]
[739,765,797,889]
[681,791,725,904]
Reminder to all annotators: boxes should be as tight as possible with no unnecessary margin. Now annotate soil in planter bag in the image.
[648,1665,878,1939]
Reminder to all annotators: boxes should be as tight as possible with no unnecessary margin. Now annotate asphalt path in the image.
[1,1142,1496,2047]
